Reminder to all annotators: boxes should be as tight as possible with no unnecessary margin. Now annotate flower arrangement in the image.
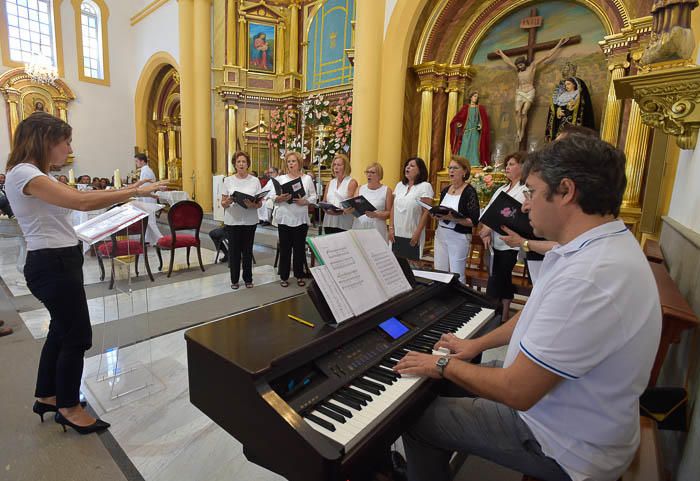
[330,94,352,154]
[286,134,310,160]
[269,104,296,156]
[300,94,331,127]
[471,165,506,206]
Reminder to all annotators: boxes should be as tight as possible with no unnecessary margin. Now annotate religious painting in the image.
[21,91,53,119]
[248,22,275,73]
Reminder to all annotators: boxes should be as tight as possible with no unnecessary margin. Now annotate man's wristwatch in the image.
[522,239,530,252]
[436,356,450,378]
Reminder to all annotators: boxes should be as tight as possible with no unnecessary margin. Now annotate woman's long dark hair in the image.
[6,112,72,174]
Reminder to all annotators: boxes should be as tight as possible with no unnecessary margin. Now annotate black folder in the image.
[340,195,377,218]
[416,199,466,219]
[479,191,534,237]
[392,237,420,261]
[271,177,305,204]
[318,202,344,213]
[230,191,266,208]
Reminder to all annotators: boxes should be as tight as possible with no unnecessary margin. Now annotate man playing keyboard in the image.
[395,135,661,481]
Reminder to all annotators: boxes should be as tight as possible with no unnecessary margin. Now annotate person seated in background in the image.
[78,175,90,185]
[396,135,661,481]
[0,172,5,191]
[209,225,228,263]
[99,177,110,189]
[258,167,278,226]
[57,175,69,184]
[91,177,102,190]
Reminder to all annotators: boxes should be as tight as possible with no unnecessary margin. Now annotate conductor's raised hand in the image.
[434,333,482,361]
[393,351,442,379]
[137,180,169,198]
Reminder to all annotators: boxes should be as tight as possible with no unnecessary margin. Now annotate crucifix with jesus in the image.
[487,8,580,147]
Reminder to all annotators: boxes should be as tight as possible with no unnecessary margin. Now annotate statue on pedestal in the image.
[642,0,699,65]
[545,62,595,142]
[450,92,491,167]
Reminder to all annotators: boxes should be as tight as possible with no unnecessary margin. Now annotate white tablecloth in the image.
[157,191,190,205]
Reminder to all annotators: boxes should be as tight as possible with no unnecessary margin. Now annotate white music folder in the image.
[73,203,149,245]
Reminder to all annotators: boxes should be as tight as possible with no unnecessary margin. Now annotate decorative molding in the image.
[130,0,171,26]
[615,64,700,150]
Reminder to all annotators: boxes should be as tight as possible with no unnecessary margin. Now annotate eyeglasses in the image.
[523,188,536,200]
[365,170,377,175]
[447,166,463,171]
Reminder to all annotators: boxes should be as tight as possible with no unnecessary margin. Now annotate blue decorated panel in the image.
[306,0,355,91]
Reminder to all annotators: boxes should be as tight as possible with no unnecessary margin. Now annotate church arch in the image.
[134,51,179,151]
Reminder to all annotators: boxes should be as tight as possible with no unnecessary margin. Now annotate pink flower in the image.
[347,107,352,112]
[342,137,347,143]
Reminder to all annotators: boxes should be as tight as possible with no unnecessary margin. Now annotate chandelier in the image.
[25,53,58,85]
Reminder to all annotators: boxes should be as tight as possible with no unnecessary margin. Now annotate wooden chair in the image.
[95,207,154,290]
[155,200,205,277]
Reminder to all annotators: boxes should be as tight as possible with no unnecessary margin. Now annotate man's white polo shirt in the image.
[503,220,661,481]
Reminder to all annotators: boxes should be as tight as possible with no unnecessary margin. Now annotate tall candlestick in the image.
[68,169,75,185]
[114,169,121,188]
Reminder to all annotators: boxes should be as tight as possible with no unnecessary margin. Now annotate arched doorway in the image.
[147,66,181,186]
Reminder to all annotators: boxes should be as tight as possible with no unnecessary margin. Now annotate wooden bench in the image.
[648,261,699,387]
[644,239,665,264]
[520,417,664,481]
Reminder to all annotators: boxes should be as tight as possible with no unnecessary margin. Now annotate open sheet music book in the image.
[73,202,149,245]
[479,191,534,237]
[306,229,412,324]
[415,199,466,219]
[230,191,266,208]
[340,195,377,218]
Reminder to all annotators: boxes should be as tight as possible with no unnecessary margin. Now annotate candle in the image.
[114,169,121,188]
[68,169,75,185]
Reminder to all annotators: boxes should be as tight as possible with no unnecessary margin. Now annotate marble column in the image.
[430,84,447,178]
[622,100,652,208]
[178,0,195,194]
[600,55,629,147]
[226,0,236,65]
[349,0,385,182]
[193,0,212,209]
[277,23,286,74]
[289,1,300,74]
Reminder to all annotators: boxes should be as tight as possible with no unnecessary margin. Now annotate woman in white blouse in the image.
[321,153,357,234]
[4,112,167,434]
[479,152,528,318]
[220,151,262,289]
[272,151,317,287]
[389,157,434,260]
[352,162,393,242]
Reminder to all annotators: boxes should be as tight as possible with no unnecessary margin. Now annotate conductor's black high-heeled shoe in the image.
[33,400,87,422]
[54,412,110,434]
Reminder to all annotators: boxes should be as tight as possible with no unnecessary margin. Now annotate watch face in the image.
[437,357,449,367]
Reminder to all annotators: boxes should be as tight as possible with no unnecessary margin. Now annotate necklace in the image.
[449,182,464,195]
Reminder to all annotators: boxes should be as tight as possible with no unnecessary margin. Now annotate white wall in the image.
[0,0,180,179]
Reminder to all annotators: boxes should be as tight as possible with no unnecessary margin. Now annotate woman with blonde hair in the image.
[321,153,357,234]
[271,151,317,287]
[352,162,393,242]
[4,112,167,434]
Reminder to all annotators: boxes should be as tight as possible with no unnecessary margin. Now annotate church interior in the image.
[1,0,700,480]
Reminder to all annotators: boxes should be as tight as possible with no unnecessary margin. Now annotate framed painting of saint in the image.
[248,22,275,73]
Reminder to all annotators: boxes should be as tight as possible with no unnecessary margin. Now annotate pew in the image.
[644,239,665,264]
[648,261,699,387]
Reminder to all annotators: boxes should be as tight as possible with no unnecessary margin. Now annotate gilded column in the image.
[600,55,629,147]
[443,90,459,169]
[417,85,434,171]
[157,128,166,180]
[226,0,236,65]
[276,22,286,74]
[349,0,385,183]
[193,0,212,210]
[238,16,247,68]
[178,0,195,195]
[289,1,300,75]
[8,99,20,140]
[226,104,237,175]
[168,128,177,163]
[622,100,651,207]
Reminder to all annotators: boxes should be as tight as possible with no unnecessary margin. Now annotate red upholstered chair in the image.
[96,205,154,290]
[155,200,205,277]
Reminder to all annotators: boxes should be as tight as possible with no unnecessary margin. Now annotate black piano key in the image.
[375,365,399,378]
[344,386,373,402]
[365,368,394,385]
[357,377,386,392]
[353,379,382,395]
[332,393,363,410]
[316,405,346,423]
[306,413,335,432]
[322,401,352,418]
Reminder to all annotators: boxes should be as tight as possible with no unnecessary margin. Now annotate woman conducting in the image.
[389,157,433,260]
[321,153,357,234]
[4,112,167,434]
[221,151,262,290]
[479,152,527,318]
[431,156,480,283]
[272,151,317,287]
[352,162,393,242]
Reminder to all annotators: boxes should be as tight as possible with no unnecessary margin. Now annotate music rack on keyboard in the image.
[186,277,494,481]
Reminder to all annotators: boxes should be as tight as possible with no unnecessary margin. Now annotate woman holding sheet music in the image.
[431,156,480,283]
[479,152,528,318]
[220,151,262,289]
[389,157,434,260]
[272,151,317,287]
[321,153,357,234]
[4,112,167,434]
[351,162,393,242]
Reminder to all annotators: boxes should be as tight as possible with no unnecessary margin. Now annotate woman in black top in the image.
[431,156,480,283]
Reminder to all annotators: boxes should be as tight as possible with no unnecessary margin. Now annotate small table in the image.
[156,191,190,205]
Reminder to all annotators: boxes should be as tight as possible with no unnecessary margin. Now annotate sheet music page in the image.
[350,229,412,298]
[412,269,455,284]
[309,265,354,323]
[74,204,148,244]
[308,232,386,315]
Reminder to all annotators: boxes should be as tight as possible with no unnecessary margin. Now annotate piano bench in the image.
[520,417,664,481]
